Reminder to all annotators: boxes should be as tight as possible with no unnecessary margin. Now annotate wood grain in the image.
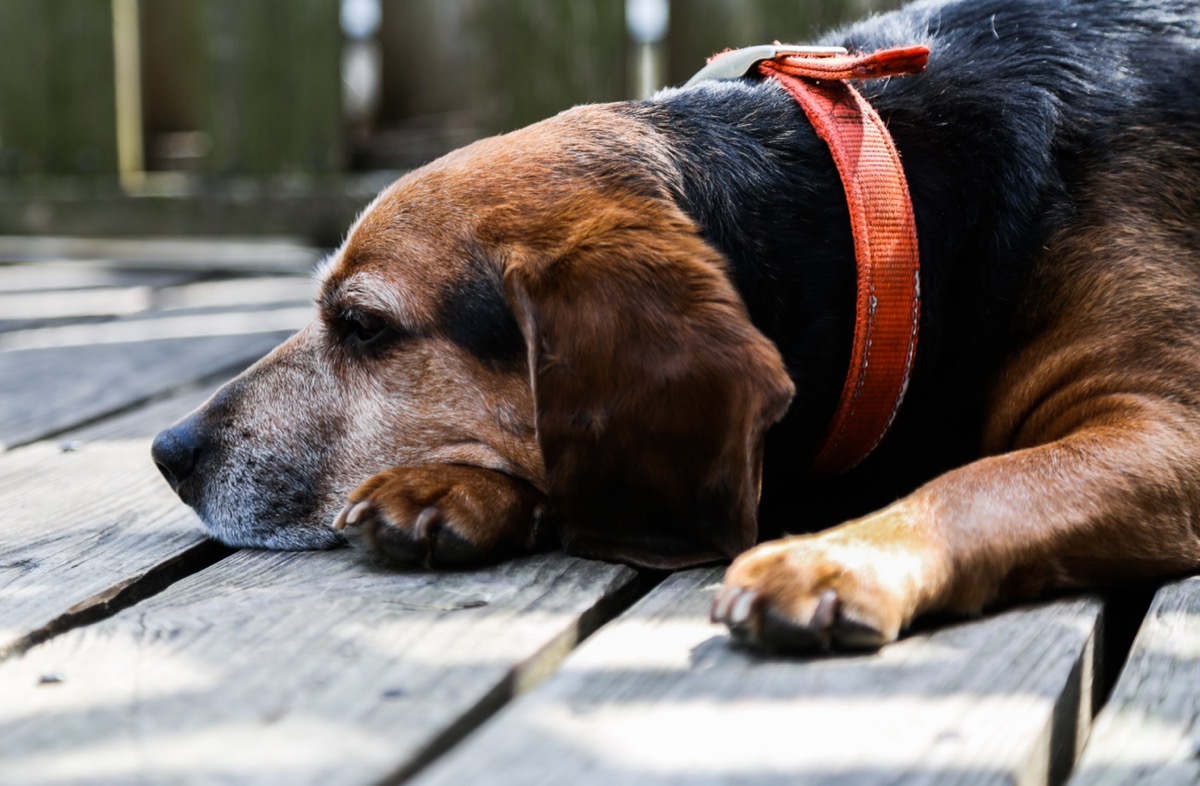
[65,382,221,444]
[0,270,313,325]
[414,568,1102,786]
[0,263,313,449]
[0,375,234,660]
[0,236,323,274]
[0,548,640,786]
[0,260,198,294]
[0,286,155,322]
[0,330,294,449]
[1069,577,1200,786]
[0,435,216,657]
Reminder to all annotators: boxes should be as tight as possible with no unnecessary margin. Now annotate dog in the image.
[151,0,1200,653]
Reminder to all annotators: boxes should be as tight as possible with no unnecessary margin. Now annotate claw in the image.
[710,586,736,623]
[813,589,839,630]
[332,499,373,531]
[729,588,758,625]
[711,587,765,646]
[413,506,441,540]
[712,585,759,623]
[713,584,872,654]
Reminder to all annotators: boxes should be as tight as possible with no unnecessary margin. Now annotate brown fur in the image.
[335,464,547,567]
[324,110,793,569]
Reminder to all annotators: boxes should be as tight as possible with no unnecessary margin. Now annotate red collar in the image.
[693,45,929,475]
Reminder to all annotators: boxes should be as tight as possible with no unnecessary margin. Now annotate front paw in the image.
[332,464,545,568]
[712,513,935,653]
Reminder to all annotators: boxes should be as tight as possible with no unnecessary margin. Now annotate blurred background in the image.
[0,0,903,246]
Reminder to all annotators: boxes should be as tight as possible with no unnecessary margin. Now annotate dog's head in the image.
[152,105,794,566]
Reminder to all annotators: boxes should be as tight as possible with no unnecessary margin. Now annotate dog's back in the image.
[622,0,1200,532]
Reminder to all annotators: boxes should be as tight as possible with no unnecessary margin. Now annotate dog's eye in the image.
[337,310,393,349]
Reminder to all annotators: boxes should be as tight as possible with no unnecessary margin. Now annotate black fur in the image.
[439,250,526,365]
[621,0,1200,535]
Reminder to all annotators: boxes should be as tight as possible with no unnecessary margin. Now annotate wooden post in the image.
[185,0,343,176]
[469,0,627,134]
[0,0,119,177]
[113,0,145,189]
[372,0,627,159]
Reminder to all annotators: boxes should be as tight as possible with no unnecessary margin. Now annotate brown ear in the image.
[503,198,794,569]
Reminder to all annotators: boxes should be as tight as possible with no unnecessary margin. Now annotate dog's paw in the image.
[712,512,936,653]
[332,464,545,568]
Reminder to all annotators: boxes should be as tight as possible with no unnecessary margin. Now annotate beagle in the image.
[152,0,1200,652]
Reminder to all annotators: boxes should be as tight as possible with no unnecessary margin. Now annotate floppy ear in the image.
[503,198,794,569]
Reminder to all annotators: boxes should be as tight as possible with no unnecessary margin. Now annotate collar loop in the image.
[692,44,929,474]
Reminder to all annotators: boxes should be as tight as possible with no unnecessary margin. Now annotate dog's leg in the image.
[333,465,547,567]
[716,138,1200,653]
[714,407,1200,652]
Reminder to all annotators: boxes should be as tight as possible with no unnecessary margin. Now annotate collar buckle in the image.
[684,44,848,87]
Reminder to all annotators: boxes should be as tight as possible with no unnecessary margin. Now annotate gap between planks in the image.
[3,540,668,784]
[1069,576,1200,785]
[0,539,233,662]
[0,550,661,785]
[0,382,234,659]
[411,569,1109,786]
[381,568,666,786]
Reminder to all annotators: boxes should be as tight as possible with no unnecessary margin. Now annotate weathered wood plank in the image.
[0,182,380,247]
[0,255,311,445]
[0,0,52,177]
[0,272,309,652]
[0,329,294,450]
[0,287,154,322]
[0,548,641,785]
[1069,577,1200,785]
[0,271,313,330]
[0,377,230,662]
[469,1,627,134]
[415,568,1102,786]
[0,277,311,449]
[0,235,324,274]
[0,429,213,659]
[64,382,220,445]
[153,276,316,313]
[0,260,199,294]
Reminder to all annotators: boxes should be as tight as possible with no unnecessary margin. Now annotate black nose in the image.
[151,420,202,491]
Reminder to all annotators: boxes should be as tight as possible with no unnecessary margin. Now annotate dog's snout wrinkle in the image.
[151,424,201,491]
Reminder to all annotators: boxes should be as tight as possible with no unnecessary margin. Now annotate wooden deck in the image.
[2,237,1197,785]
